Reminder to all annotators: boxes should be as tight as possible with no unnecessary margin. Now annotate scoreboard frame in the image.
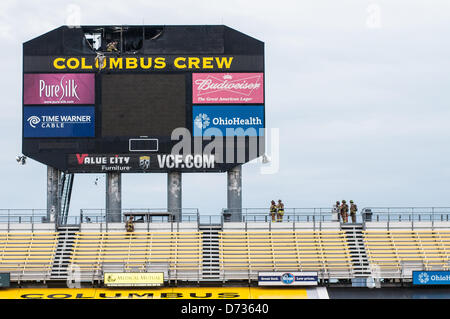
[22,25,265,173]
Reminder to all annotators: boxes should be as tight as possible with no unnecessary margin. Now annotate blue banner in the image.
[413,271,450,285]
[192,105,264,136]
[24,106,95,137]
[258,275,319,283]
[258,272,318,286]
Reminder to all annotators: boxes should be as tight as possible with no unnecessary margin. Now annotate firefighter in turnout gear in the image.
[106,40,119,52]
[333,201,341,222]
[350,200,358,223]
[340,200,349,223]
[126,216,135,233]
[270,200,277,222]
[277,200,285,222]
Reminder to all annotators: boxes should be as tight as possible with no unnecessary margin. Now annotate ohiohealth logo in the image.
[27,116,41,128]
[418,272,429,284]
[194,113,210,129]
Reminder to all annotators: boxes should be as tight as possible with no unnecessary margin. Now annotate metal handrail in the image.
[0,209,47,224]
[2,207,450,226]
[361,207,450,222]
[80,208,200,223]
[221,207,334,223]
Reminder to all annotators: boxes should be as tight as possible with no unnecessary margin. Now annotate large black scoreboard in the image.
[22,25,265,173]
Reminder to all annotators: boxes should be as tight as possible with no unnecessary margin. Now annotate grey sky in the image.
[0,0,449,216]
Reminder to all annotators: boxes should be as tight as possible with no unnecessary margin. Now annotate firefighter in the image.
[277,200,285,222]
[350,200,358,223]
[270,200,277,222]
[340,200,349,223]
[126,216,135,233]
[333,201,341,222]
[106,40,119,52]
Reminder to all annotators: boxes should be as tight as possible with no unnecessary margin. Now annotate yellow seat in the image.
[69,231,203,273]
[219,230,352,276]
[0,232,58,278]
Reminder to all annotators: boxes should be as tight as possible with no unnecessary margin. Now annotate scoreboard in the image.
[22,25,265,173]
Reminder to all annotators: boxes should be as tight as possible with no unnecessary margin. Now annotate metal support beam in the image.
[167,172,182,222]
[47,166,60,223]
[106,172,122,223]
[227,165,242,222]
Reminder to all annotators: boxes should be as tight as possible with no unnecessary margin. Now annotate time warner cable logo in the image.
[27,116,41,128]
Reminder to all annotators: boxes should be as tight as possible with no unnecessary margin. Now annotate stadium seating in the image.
[4,216,450,284]
[0,232,58,282]
[363,230,450,278]
[219,230,353,280]
[70,231,203,281]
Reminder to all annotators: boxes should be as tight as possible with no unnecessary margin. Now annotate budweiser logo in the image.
[39,75,80,101]
[194,74,262,96]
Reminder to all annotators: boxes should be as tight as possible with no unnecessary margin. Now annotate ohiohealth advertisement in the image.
[192,105,264,136]
[413,271,450,285]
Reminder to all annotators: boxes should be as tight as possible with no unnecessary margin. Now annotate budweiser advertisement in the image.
[192,73,264,104]
[23,73,95,105]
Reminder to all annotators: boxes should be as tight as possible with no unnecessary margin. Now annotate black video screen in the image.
[101,74,186,137]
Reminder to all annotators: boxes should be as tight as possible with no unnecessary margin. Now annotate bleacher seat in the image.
[219,230,353,280]
[0,232,58,282]
[70,231,203,282]
[363,230,450,278]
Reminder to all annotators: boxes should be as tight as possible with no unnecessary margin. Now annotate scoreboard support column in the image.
[227,165,242,222]
[167,172,182,222]
[106,172,122,223]
[47,166,61,223]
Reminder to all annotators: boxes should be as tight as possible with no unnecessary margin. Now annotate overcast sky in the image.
[0,0,449,217]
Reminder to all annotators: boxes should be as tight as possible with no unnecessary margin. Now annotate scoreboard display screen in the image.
[101,74,186,137]
[22,25,265,173]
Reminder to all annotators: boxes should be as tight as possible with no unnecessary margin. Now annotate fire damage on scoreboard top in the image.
[23,25,264,57]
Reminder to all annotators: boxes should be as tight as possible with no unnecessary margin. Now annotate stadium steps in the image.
[341,223,372,278]
[199,224,222,281]
[50,226,79,280]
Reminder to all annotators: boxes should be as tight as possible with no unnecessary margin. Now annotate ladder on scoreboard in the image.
[59,172,74,225]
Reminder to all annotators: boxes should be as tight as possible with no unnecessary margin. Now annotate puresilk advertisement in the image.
[23,73,95,105]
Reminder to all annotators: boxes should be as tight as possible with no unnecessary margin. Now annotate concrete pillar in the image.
[227,165,242,222]
[47,166,60,223]
[167,172,182,222]
[106,172,121,223]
